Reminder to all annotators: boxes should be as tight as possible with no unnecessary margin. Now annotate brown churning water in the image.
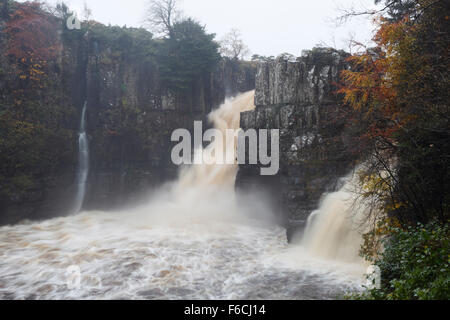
[0,92,368,300]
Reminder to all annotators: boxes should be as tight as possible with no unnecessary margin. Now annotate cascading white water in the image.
[0,92,367,300]
[178,91,255,189]
[267,172,371,284]
[73,102,89,214]
[299,172,369,264]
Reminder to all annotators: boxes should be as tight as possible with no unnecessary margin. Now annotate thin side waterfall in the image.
[73,101,89,214]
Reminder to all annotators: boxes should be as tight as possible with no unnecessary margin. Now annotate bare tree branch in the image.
[145,0,182,38]
[219,29,250,60]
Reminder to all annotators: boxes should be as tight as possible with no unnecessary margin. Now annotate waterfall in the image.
[300,171,369,264]
[0,92,369,299]
[73,101,89,214]
[176,91,255,190]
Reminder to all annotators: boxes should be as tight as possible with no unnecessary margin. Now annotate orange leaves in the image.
[339,51,395,117]
[3,3,60,89]
[375,17,412,54]
[4,2,61,63]
[338,16,420,147]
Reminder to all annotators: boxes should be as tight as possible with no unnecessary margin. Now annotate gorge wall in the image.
[0,9,256,224]
[1,4,356,231]
[76,29,256,212]
[236,48,358,236]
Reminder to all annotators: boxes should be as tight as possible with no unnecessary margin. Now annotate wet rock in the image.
[0,29,257,223]
[237,48,357,230]
[255,49,348,106]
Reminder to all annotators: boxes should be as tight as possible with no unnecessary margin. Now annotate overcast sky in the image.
[34,0,379,57]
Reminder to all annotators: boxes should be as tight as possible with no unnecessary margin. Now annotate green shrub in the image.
[354,221,450,300]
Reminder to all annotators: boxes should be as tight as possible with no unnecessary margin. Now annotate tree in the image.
[339,0,450,300]
[145,0,181,38]
[339,0,450,227]
[337,0,445,25]
[54,2,69,20]
[0,2,76,204]
[219,29,250,60]
[4,2,60,70]
[374,0,418,21]
[355,221,450,300]
[82,2,92,22]
[2,0,7,20]
[155,18,220,91]
[251,54,274,62]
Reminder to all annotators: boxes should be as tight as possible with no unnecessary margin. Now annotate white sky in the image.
[30,0,380,56]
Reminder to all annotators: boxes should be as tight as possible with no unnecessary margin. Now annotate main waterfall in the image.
[177,91,255,189]
[73,102,89,214]
[0,92,368,300]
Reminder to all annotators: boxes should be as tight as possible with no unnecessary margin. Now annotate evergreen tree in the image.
[156,18,220,91]
[375,0,418,21]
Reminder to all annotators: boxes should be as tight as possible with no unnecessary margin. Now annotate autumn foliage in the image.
[339,0,450,227]
[340,0,450,300]
[5,2,60,61]
[4,2,61,84]
[0,2,75,203]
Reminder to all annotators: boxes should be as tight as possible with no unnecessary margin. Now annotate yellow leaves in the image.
[339,15,427,138]
[362,174,384,194]
[16,63,47,86]
[374,217,401,237]
[386,202,405,211]
[339,50,395,115]
[360,173,394,209]
[30,67,44,75]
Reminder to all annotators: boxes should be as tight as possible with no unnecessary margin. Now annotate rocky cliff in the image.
[0,8,256,224]
[75,30,255,212]
[237,48,358,236]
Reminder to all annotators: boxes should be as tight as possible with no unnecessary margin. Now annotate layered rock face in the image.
[237,49,357,235]
[79,41,255,211]
[0,24,256,224]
